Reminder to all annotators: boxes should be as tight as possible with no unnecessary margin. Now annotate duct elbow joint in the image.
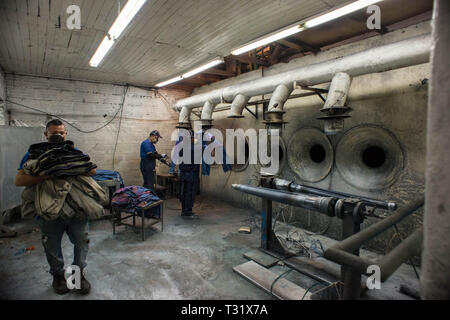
[228,94,250,118]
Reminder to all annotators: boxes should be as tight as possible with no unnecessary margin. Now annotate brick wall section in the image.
[5,74,189,185]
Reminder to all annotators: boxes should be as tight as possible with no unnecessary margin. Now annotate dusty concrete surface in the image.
[0,196,420,300]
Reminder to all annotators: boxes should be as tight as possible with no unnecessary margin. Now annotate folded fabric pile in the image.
[21,141,106,221]
[92,169,125,188]
[112,186,161,218]
[24,140,97,177]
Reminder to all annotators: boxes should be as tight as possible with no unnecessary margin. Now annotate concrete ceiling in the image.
[0,0,351,87]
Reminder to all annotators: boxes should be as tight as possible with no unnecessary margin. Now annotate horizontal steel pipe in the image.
[232,184,336,216]
[273,178,397,210]
[174,34,431,112]
[337,197,424,253]
[324,228,423,282]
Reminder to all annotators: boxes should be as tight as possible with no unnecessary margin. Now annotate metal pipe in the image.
[322,73,352,110]
[228,94,250,118]
[173,34,431,113]
[232,184,336,216]
[319,72,352,135]
[379,229,423,282]
[324,198,424,283]
[324,228,423,283]
[200,100,215,121]
[273,178,397,210]
[178,106,192,126]
[337,197,423,253]
[267,83,294,112]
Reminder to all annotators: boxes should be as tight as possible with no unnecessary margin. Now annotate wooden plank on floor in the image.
[244,249,280,268]
[233,261,311,300]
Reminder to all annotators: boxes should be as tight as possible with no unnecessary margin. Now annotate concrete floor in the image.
[0,196,420,300]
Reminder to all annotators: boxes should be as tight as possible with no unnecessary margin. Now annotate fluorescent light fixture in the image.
[231,25,304,55]
[89,37,115,67]
[155,76,183,87]
[182,58,224,78]
[89,0,147,67]
[109,0,147,40]
[305,0,384,28]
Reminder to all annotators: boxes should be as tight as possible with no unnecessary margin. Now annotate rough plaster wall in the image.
[0,68,6,125]
[195,22,431,254]
[5,74,189,186]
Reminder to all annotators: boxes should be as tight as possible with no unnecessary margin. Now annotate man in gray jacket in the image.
[15,119,97,295]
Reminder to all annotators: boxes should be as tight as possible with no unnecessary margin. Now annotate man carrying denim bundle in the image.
[15,119,99,295]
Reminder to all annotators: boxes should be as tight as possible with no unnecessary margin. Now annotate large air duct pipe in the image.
[318,72,352,135]
[200,100,216,128]
[264,83,294,127]
[173,34,431,119]
[177,106,192,129]
[228,94,250,118]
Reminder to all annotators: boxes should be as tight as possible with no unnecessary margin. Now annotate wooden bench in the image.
[112,200,164,241]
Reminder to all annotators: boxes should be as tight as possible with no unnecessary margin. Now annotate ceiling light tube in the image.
[89,37,115,67]
[109,0,147,40]
[304,0,384,28]
[231,24,304,56]
[156,76,184,87]
[182,58,224,78]
[89,0,147,67]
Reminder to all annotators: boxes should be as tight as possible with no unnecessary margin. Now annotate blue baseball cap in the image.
[150,130,162,138]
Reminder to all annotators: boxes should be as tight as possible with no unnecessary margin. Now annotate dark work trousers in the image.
[39,216,89,276]
[179,170,199,215]
[140,157,156,191]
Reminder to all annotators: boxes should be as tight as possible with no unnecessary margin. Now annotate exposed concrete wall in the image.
[0,67,6,125]
[5,74,189,186]
[421,0,450,299]
[194,22,431,253]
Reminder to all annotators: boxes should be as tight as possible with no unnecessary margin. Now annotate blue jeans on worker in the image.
[179,170,199,215]
[140,157,155,191]
[39,216,89,276]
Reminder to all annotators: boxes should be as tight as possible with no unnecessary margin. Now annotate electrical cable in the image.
[301,282,323,300]
[269,268,293,299]
[6,97,126,134]
[112,85,129,169]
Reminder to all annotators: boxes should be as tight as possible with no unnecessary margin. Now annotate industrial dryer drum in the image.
[287,127,334,182]
[335,124,405,191]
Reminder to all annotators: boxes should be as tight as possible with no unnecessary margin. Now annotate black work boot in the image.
[52,273,70,295]
[77,274,91,295]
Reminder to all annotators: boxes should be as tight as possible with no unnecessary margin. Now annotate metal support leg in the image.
[141,208,145,241]
[341,214,362,299]
[261,199,272,250]
[161,202,164,232]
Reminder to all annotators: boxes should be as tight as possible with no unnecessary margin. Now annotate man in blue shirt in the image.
[140,130,166,190]
[15,119,96,296]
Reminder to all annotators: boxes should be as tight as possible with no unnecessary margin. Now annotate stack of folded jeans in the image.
[24,141,97,177]
[92,170,125,188]
[112,186,161,218]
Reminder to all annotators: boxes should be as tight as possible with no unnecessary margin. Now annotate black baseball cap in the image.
[150,130,162,138]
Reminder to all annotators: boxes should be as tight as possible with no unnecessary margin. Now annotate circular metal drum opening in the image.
[362,146,386,168]
[336,125,404,191]
[288,127,333,182]
[309,144,327,163]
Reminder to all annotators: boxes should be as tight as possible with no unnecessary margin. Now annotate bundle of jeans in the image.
[112,186,161,218]
[21,175,107,221]
[92,170,125,188]
[24,141,96,177]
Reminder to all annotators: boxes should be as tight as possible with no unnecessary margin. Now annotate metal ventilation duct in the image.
[173,34,431,125]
